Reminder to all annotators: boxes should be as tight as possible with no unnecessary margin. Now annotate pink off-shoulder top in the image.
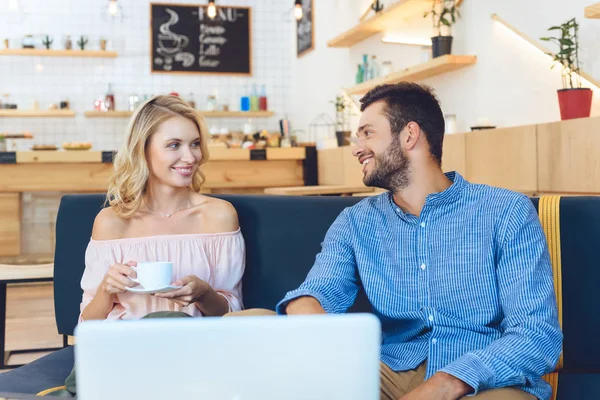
[79,229,245,321]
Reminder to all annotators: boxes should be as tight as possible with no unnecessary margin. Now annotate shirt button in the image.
[432,338,438,344]
[420,222,426,228]
[428,315,434,322]
[396,208,401,213]
[420,263,426,270]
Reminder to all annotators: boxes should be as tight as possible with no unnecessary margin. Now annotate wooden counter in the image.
[0,147,314,256]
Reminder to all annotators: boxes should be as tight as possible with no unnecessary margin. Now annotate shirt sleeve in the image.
[440,195,563,395]
[276,209,360,314]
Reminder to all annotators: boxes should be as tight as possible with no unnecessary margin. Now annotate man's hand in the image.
[400,372,472,400]
[285,296,326,315]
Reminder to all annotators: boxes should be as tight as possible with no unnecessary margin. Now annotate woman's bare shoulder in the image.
[189,193,239,233]
[91,207,128,240]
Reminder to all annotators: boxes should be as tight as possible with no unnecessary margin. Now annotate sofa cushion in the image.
[0,347,73,394]
[557,372,600,398]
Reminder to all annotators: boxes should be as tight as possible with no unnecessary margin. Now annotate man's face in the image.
[353,100,410,191]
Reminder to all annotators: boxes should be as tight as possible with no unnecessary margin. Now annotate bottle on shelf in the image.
[259,85,268,111]
[104,83,115,111]
[250,84,259,112]
[186,92,196,109]
[369,55,381,80]
[362,54,370,81]
[355,64,364,84]
[240,84,250,112]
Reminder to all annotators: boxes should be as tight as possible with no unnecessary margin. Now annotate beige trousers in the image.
[226,310,536,400]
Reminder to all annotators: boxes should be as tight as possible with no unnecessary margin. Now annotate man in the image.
[276,83,562,400]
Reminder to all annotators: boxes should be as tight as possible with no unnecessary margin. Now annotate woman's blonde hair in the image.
[107,95,210,218]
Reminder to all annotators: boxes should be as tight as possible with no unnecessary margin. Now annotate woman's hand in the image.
[154,275,212,307]
[100,261,138,295]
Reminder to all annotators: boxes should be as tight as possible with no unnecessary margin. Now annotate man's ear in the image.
[404,121,422,151]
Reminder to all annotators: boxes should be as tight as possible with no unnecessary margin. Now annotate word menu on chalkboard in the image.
[296,0,314,57]
[150,3,252,75]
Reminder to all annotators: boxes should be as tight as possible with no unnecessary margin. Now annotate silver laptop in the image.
[75,314,381,400]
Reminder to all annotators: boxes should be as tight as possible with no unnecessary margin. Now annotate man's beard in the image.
[363,136,411,192]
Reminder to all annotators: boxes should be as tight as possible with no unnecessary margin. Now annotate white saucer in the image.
[126,285,182,294]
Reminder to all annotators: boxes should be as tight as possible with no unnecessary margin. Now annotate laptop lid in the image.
[75,314,381,400]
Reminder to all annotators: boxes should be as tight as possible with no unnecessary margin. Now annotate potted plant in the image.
[424,0,460,58]
[332,95,354,146]
[540,18,592,120]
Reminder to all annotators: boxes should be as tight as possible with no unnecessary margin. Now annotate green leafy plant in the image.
[424,0,461,36]
[540,18,581,90]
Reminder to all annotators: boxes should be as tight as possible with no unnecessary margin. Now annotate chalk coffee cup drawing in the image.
[130,262,173,290]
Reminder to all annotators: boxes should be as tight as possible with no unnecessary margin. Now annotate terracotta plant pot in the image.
[557,88,593,120]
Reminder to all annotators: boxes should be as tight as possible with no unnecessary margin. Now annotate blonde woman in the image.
[80,95,245,321]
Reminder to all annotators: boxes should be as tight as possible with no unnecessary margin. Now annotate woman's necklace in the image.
[145,190,190,219]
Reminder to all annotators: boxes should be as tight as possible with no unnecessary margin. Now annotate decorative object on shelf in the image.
[540,18,592,120]
[3,39,8,49]
[22,34,35,49]
[59,99,70,110]
[104,83,115,111]
[444,114,457,134]
[371,0,384,13]
[100,38,108,51]
[470,117,496,131]
[64,35,72,50]
[355,64,364,84]
[309,113,337,150]
[294,0,303,20]
[42,35,53,50]
[381,60,393,76]
[424,0,461,58]
[77,36,89,51]
[332,94,355,146]
[207,0,217,19]
[128,94,140,111]
[296,0,314,57]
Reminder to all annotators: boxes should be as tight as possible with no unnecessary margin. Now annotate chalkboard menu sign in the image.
[297,0,314,57]
[150,3,252,75]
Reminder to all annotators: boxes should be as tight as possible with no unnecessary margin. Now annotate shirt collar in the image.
[425,171,466,206]
[386,171,467,216]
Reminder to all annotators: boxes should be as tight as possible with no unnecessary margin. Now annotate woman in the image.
[59,95,245,396]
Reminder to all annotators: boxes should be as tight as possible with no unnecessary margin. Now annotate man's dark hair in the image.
[359,82,445,166]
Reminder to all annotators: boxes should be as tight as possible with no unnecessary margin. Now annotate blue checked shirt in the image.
[277,172,562,399]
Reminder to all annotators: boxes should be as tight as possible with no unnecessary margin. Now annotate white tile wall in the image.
[0,0,296,150]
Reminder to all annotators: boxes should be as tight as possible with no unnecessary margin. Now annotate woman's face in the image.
[146,115,203,188]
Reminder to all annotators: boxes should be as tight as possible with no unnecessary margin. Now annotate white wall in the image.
[0,0,296,150]
[293,0,600,135]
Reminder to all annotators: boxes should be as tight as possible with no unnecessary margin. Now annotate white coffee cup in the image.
[130,262,173,290]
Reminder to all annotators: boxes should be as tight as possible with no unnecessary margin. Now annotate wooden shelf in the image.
[84,110,275,118]
[0,49,118,57]
[84,111,132,118]
[585,3,600,18]
[344,54,477,95]
[328,0,463,48]
[0,110,75,118]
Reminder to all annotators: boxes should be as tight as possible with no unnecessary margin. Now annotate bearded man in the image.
[276,83,562,400]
